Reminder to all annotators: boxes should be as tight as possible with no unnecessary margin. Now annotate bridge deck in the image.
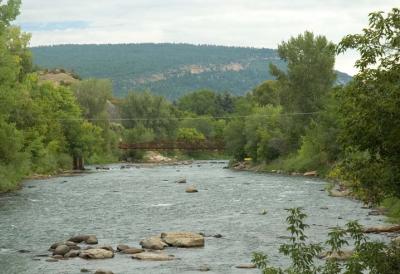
[119,140,224,150]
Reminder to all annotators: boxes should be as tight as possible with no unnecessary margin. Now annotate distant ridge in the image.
[31,43,352,100]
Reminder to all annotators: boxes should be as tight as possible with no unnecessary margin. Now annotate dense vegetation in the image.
[30,43,352,100]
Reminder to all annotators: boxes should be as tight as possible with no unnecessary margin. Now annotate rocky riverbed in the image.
[0,161,391,273]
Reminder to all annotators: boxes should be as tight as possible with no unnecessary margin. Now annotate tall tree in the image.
[336,8,400,203]
[270,31,336,149]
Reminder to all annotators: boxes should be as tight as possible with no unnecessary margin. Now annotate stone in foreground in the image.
[161,232,205,248]
[79,248,114,259]
[140,236,168,250]
[132,252,174,261]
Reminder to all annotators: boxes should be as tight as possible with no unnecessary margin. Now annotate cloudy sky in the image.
[17,0,398,75]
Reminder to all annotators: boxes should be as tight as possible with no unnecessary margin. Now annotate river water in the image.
[0,161,388,274]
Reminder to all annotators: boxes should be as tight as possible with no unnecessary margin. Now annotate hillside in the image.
[31,43,351,100]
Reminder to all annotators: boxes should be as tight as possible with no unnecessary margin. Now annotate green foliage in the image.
[177,128,205,143]
[120,91,178,139]
[335,8,400,204]
[270,31,336,150]
[252,208,400,274]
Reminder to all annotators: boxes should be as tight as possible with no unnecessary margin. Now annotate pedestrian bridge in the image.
[118,140,225,150]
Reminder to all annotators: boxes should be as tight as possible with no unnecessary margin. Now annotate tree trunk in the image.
[73,156,85,170]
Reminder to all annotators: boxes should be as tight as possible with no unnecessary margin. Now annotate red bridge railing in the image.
[119,140,225,150]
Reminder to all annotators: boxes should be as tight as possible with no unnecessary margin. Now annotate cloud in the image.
[16,0,398,75]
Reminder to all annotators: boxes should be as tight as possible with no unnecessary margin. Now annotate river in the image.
[0,161,388,274]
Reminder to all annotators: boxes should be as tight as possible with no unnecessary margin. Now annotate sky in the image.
[17,0,398,75]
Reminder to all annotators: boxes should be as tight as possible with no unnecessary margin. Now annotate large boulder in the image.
[79,248,114,259]
[53,245,70,256]
[132,252,174,261]
[161,232,205,248]
[140,236,168,250]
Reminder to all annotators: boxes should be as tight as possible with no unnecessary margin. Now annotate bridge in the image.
[118,140,225,150]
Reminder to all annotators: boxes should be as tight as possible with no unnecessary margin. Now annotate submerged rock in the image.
[176,178,187,184]
[79,248,114,259]
[161,232,205,248]
[140,236,168,250]
[132,252,174,261]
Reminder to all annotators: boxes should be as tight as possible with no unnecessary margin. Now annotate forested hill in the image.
[31,43,351,100]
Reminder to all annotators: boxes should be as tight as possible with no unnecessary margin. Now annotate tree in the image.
[270,31,336,150]
[178,89,218,116]
[336,8,400,203]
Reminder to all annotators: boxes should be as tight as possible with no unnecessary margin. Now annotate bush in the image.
[252,208,400,274]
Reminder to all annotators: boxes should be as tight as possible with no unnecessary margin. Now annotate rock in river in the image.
[123,248,144,254]
[236,263,256,269]
[132,252,174,261]
[117,244,130,252]
[68,235,98,245]
[53,245,70,256]
[140,236,168,250]
[161,232,205,248]
[185,186,198,193]
[95,270,114,274]
[176,178,187,184]
[79,248,114,259]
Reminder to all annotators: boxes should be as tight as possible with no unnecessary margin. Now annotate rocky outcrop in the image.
[132,252,174,261]
[140,236,168,250]
[79,248,114,259]
[161,232,205,248]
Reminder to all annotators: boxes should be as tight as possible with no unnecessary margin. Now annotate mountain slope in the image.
[31,43,351,100]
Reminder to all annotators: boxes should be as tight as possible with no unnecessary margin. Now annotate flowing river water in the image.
[0,161,388,274]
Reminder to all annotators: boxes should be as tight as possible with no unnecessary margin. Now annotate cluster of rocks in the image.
[45,232,206,264]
